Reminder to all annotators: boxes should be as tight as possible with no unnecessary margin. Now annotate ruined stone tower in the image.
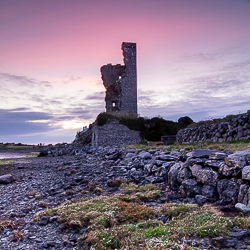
[101,42,137,114]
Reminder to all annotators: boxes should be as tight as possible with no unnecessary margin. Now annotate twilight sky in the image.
[1,0,250,144]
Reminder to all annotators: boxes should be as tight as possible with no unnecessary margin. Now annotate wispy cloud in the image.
[84,91,105,100]
[0,72,52,87]
[0,109,55,136]
[138,46,250,121]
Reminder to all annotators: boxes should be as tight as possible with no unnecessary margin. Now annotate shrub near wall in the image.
[177,111,250,144]
[96,113,193,142]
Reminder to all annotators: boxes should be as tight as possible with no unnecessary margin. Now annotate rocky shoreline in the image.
[1,146,250,249]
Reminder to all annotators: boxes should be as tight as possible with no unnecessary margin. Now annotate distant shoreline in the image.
[0,151,40,159]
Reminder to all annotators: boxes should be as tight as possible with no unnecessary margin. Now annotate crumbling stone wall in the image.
[177,111,250,144]
[101,42,137,114]
[91,119,141,148]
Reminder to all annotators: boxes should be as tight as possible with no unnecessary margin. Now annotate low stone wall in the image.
[91,119,141,148]
[126,147,250,208]
[165,148,250,206]
[177,111,250,144]
[39,142,250,209]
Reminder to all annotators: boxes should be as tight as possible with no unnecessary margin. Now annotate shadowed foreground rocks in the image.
[1,146,250,249]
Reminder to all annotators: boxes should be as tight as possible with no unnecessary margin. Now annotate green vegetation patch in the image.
[126,139,250,154]
[34,183,250,250]
[95,112,193,141]
[0,159,13,165]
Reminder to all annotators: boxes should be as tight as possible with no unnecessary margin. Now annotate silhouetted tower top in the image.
[101,42,137,114]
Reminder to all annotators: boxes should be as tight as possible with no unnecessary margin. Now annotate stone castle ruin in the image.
[75,42,141,148]
[101,42,137,114]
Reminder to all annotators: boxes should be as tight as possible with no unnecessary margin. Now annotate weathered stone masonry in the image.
[91,120,141,148]
[177,111,250,144]
[101,42,137,114]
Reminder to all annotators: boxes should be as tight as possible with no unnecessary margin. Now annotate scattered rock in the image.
[217,179,240,204]
[229,230,249,240]
[2,144,250,249]
[195,195,208,205]
[192,149,213,158]
[196,169,218,187]
[242,166,250,180]
[212,236,238,248]
[179,179,201,198]
[0,174,14,184]
[139,151,152,159]
[38,216,49,226]
[235,203,250,213]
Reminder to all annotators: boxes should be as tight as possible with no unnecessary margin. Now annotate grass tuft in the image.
[33,183,250,249]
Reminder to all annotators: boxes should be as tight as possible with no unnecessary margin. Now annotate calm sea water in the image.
[0,152,28,159]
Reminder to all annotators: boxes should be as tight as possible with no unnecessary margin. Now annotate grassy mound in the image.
[95,113,193,141]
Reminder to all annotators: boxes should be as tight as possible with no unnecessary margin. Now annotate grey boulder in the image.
[242,166,250,180]
[0,174,14,184]
[235,203,250,213]
[191,149,213,158]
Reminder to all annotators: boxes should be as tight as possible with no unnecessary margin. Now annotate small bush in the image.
[116,200,155,222]
[9,231,24,242]
[87,182,97,192]
[95,112,192,141]
[37,202,48,208]
[63,190,75,196]
[95,215,114,228]
[178,116,194,128]
[96,112,117,126]
[93,187,103,194]
[0,220,17,233]
[160,203,194,218]
[143,226,168,238]
[107,179,123,187]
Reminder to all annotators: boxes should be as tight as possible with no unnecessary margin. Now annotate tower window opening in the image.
[112,101,116,107]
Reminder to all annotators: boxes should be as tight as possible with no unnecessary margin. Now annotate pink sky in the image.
[1,0,250,143]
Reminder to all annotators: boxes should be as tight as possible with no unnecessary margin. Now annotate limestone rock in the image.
[212,237,237,248]
[219,162,235,176]
[156,155,177,161]
[235,203,250,213]
[237,184,250,205]
[195,195,208,204]
[0,174,14,184]
[205,159,223,168]
[242,166,250,180]
[230,148,250,165]
[139,151,152,159]
[179,179,201,198]
[191,149,213,158]
[162,161,176,169]
[144,158,155,175]
[177,166,192,182]
[131,170,144,182]
[229,230,249,240]
[196,169,218,187]
[125,153,135,158]
[201,185,218,199]
[155,166,167,178]
[225,155,246,170]
[168,162,182,191]
[217,179,240,204]
[209,152,227,160]
[38,216,49,226]
[189,164,202,177]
